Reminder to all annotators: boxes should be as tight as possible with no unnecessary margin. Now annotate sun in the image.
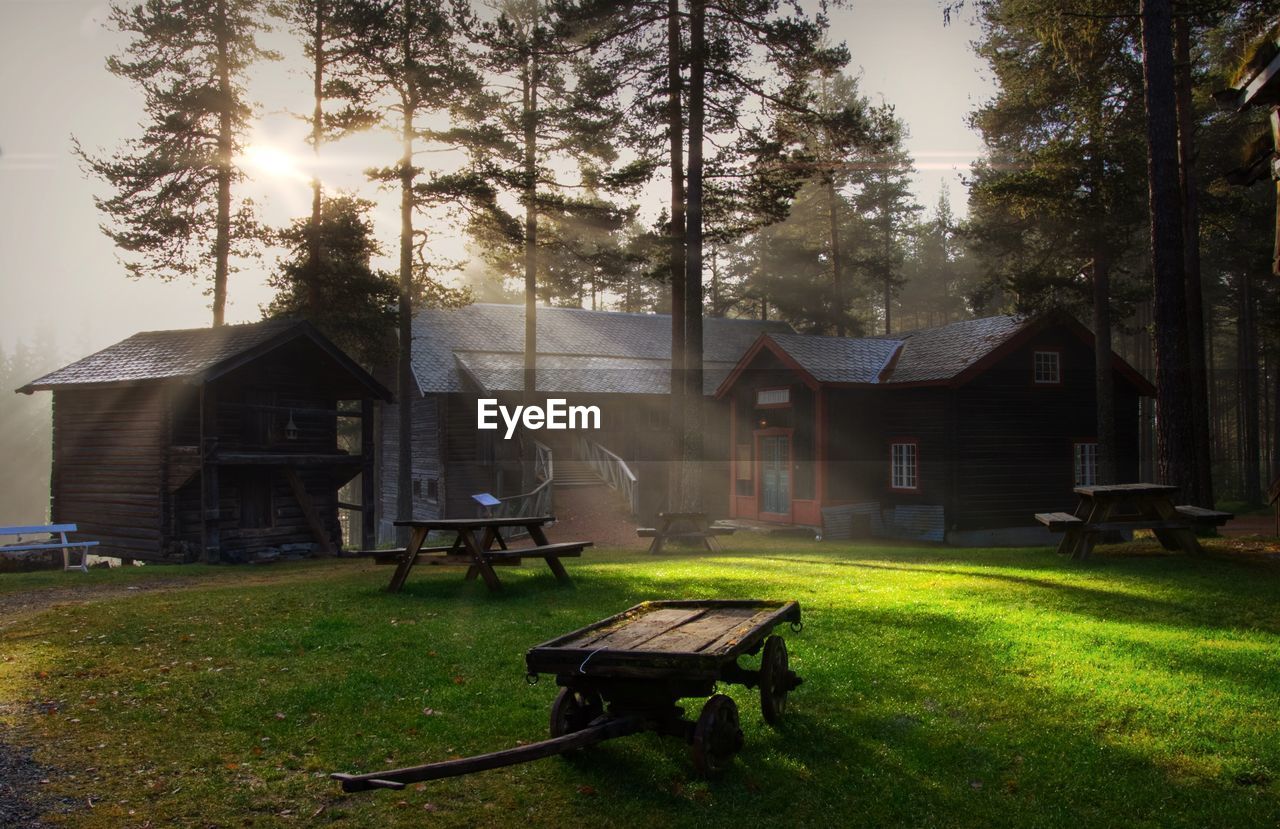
[238,143,311,183]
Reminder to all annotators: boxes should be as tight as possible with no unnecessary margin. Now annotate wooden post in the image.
[361,399,376,550]
[284,467,337,556]
[199,385,221,563]
[1271,108,1279,276]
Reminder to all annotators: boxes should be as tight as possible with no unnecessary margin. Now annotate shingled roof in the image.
[765,333,902,384]
[17,318,391,399]
[719,312,1153,394]
[410,304,792,395]
[881,314,1027,384]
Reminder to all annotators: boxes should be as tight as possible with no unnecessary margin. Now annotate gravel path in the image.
[0,578,194,631]
[0,734,50,828]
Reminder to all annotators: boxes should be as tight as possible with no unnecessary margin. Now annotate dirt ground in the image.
[542,484,647,550]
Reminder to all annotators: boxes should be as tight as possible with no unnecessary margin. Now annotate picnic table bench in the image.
[1035,484,1233,560]
[0,524,98,572]
[637,512,736,554]
[380,516,591,593]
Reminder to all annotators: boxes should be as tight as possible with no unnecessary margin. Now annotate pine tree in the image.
[284,0,380,316]
[1141,0,1197,497]
[560,0,845,510]
[965,0,1149,485]
[461,0,638,397]
[264,194,398,367]
[345,0,482,538]
[77,0,281,326]
[853,106,920,335]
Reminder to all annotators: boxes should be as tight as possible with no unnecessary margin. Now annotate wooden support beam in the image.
[199,385,220,563]
[284,467,337,556]
[361,398,376,550]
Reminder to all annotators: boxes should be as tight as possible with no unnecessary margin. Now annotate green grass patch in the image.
[2,540,1279,828]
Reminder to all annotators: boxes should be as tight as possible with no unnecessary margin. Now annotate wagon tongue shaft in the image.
[331,715,647,792]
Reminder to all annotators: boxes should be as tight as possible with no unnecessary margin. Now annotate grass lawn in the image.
[2,539,1279,828]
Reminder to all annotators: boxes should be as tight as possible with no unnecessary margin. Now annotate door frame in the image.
[754,427,793,523]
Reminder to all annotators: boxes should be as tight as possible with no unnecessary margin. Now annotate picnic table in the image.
[380,516,591,593]
[636,512,736,554]
[1035,483,1232,560]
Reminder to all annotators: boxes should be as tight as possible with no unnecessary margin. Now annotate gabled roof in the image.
[410,303,792,396]
[17,318,392,400]
[716,312,1155,396]
[764,333,902,384]
[879,314,1028,384]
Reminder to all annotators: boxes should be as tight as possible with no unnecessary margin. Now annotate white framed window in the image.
[890,441,919,491]
[1034,351,1061,384]
[756,387,790,407]
[1074,442,1098,486]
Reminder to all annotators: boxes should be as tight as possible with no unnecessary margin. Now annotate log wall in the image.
[51,385,166,559]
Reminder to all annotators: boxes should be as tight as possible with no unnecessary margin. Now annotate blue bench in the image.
[0,524,98,572]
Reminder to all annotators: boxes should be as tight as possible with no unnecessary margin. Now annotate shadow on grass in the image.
[514,606,1277,828]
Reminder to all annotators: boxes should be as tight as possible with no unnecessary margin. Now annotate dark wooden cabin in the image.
[18,319,392,562]
[377,304,789,541]
[715,312,1155,544]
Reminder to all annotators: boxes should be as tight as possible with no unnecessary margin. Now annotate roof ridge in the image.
[125,317,299,338]
[879,313,1025,339]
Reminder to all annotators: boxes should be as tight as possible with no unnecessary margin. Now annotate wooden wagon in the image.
[332,599,804,790]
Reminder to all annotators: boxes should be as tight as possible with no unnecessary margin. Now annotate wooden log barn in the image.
[715,311,1156,544]
[17,319,392,563]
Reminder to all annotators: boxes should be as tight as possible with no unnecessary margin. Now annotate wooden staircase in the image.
[553,458,606,488]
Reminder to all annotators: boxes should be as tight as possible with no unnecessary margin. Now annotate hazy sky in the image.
[0,0,994,360]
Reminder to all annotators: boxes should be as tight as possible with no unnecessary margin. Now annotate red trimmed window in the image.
[890,441,919,491]
[1033,350,1061,384]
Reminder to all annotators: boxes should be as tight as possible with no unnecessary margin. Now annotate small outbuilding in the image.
[17,319,392,563]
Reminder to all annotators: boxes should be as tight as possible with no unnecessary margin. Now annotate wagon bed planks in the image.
[526,600,801,679]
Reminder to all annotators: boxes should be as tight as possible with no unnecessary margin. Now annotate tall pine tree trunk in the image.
[682,0,705,512]
[1092,250,1116,484]
[212,0,233,328]
[1140,0,1196,496]
[1273,344,1280,483]
[395,37,417,546]
[666,0,685,512]
[1174,14,1213,507]
[1240,273,1261,503]
[523,43,539,406]
[827,180,845,336]
[308,0,325,316]
[882,210,893,335]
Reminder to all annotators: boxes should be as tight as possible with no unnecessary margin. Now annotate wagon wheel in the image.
[758,635,791,725]
[690,694,743,777]
[549,687,603,739]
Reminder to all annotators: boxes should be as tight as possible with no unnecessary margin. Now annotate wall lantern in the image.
[285,410,300,441]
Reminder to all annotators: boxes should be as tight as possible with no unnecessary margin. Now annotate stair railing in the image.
[489,440,554,538]
[574,434,640,517]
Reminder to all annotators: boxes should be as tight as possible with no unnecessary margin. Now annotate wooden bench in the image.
[1174,505,1234,527]
[1034,512,1083,531]
[0,524,99,573]
[482,541,590,561]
